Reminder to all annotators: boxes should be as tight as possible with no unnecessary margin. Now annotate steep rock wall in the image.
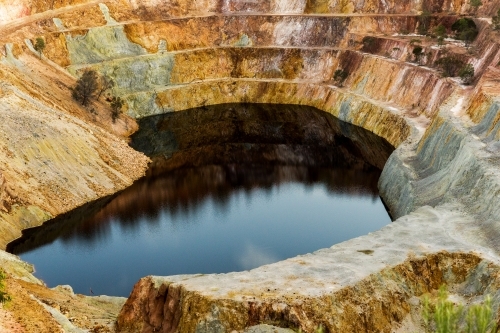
[0,46,149,249]
[380,76,500,245]
[127,80,412,147]
[466,67,500,132]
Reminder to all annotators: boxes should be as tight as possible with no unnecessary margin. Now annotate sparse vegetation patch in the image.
[434,56,466,77]
[418,9,431,35]
[0,270,11,304]
[422,285,497,333]
[361,36,378,53]
[493,9,500,30]
[413,46,424,64]
[470,0,482,16]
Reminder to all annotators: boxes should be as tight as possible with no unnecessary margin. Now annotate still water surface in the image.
[10,104,394,297]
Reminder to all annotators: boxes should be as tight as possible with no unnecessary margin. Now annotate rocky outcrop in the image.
[117,223,500,333]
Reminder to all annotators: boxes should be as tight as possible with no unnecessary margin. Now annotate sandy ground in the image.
[0,305,24,333]
[2,274,64,333]
[0,272,124,333]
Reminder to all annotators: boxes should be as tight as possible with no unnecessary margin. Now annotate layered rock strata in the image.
[2,0,500,332]
[0,49,149,249]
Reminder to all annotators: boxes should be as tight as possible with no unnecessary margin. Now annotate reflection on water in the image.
[9,104,394,297]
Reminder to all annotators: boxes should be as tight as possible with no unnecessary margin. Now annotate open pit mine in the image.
[1,0,500,332]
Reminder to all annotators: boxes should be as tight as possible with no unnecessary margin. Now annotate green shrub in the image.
[459,64,475,84]
[434,287,462,333]
[434,24,447,46]
[0,270,11,304]
[434,24,447,38]
[466,296,496,333]
[361,36,378,53]
[452,18,476,34]
[492,9,500,30]
[413,46,424,64]
[33,37,45,59]
[435,56,466,77]
[333,69,349,87]
[451,18,478,46]
[422,285,497,333]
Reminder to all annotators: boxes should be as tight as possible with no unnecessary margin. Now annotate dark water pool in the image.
[8,104,394,297]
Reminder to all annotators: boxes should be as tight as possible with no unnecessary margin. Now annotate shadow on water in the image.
[8,104,395,296]
[133,103,393,173]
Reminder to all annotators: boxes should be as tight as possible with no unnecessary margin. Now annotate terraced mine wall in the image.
[2,0,500,332]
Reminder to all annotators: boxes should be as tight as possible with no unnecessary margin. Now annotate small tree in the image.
[452,18,478,46]
[459,63,475,84]
[434,56,466,77]
[109,96,124,122]
[333,69,349,87]
[434,24,447,46]
[72,69,99,107]
[361,36,378,53]
[413,46,424,64]
[493,9,500,30]
[33,37,45,59]
[434,24,446,37]
[464,30,477,46]
[97,75,115,100]
[470,0,482,15]
[418,10,431,35]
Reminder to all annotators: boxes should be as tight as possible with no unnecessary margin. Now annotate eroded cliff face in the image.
[0,51,149,250]
[2,0,500,332]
